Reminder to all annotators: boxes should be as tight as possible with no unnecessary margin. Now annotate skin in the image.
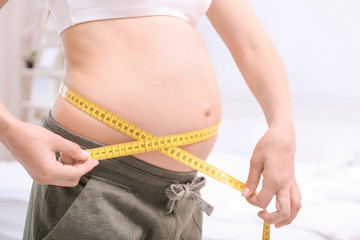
[0,101,99,186]
[0,0,8,9]
[207,0,301,228]
[0,0,301,228]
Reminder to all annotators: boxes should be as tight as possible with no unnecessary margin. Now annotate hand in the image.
[241,122,301,228]
[1,118,99,187]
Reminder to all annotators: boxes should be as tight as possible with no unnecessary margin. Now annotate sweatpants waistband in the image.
[44,112,197,195]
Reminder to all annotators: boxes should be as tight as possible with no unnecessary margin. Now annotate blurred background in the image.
[0,0,359,239]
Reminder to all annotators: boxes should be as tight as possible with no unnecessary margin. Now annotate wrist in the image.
[0,104,18,143]
[262,99,294,128]
[0,117,13,143]
[267,111,294,130]
[269,115,294,128]
[268,114,296,140]
[271,122,296,156]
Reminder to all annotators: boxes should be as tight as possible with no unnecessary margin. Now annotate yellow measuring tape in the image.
[59,83,270,240]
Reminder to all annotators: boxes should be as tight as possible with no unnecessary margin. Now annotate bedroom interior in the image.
[0,0,359,239]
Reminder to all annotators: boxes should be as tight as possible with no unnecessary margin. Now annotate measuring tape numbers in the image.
[59,83,270,240]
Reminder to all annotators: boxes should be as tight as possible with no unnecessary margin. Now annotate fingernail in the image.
[241,187,250,197]
[81,150,91,159]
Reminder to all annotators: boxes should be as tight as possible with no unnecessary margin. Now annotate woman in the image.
[0,0,301,239]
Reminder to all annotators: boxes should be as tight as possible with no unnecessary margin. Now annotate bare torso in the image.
[51,16,222,172]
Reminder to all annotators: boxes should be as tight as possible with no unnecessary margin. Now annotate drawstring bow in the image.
[165,176,214,216]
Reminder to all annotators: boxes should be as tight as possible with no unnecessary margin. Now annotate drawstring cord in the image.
[165,176,214,216]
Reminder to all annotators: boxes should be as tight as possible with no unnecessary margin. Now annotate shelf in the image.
[21,68,64,78]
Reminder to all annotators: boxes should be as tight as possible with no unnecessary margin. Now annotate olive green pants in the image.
[23,113,204,240]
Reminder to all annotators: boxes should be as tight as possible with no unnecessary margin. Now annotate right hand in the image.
[1,118,99,187]
[241,122,301,228]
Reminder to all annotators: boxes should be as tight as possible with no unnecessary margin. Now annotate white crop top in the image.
[47,0,213,35]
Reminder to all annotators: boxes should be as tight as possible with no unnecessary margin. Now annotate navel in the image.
[204,107,212,117]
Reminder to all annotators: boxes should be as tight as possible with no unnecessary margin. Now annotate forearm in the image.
[207,0,294,128]
[0,0,9,9]
[236,42,294,127]
[0,101,17,142]
[207,1,300,227]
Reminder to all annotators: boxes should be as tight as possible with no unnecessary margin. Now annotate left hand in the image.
[241,122,301,228]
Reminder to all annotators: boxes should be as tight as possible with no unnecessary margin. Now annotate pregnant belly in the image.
[51,16,222,172]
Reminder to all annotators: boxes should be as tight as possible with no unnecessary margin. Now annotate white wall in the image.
[0,1,22,161]
[197,0,360,106]
[0,1,21,117]
[0,0,44,160]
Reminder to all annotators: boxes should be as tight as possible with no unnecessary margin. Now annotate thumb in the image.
[73,159,99,176]
[242,156,262,198]
[55,137,91,161]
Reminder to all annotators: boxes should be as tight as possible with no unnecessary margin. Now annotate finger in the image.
[255,186,276,209]
[49,159,99,186]
[245,191,259,207]
[58,152,75,165]
[259,188,291,225]
[242,155,263,198]
[54,137,90,161]
[59,159,99,178]
[72,159,99,175]
[74,159,88,165]
[275,184,302,228]
[74,160,83,165]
